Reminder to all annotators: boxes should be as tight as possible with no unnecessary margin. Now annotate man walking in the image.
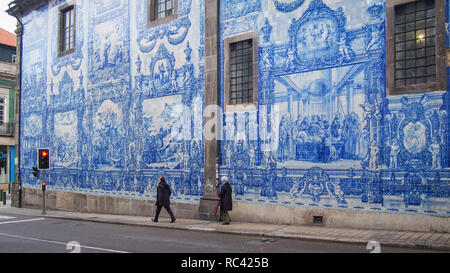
[218,176,232,225]
[152,176,176,223]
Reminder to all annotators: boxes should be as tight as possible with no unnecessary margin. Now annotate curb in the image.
[38,213,450,252]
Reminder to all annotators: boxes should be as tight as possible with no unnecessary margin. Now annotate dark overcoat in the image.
[219,182,232,211]
[156,180,171,206]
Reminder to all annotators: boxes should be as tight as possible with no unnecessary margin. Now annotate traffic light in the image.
[38,148,50,170]
[41,181,46,192]
[32,167,40,179]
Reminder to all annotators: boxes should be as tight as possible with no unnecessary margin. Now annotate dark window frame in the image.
[147,0,178,28]
[229,40,254,105]
[58,2,76,57]
[224,32,259,112]
[386,0,446,96]
[0,97,5,124]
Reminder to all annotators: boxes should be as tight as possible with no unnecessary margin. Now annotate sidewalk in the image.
[1,201,449,252]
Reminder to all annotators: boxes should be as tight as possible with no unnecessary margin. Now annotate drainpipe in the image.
[7,1,24,208]
[216,0,221,185]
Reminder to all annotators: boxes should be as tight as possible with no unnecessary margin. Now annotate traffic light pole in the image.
[42,190,46,215]
[36,148,50,215]
[41,170,46,215]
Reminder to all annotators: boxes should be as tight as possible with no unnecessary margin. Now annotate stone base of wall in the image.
[21,187,449,233]
[21,187,199,220]
[199,196,220,220]
[230,202,450,233]
[10,182,20,208]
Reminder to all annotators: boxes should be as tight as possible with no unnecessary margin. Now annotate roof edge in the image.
[6,0,49,18]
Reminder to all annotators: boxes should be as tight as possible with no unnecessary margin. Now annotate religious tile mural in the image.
[20,0,206,204]
[21,4,48,179]
[19,0,449,216]
[219,0,449,215]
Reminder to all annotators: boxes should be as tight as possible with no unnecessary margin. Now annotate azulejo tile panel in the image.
[20,0,205,204]
[19,0,449,216]
[218,0,449,216]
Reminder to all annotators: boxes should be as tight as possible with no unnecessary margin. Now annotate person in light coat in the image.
[218,176,232,225]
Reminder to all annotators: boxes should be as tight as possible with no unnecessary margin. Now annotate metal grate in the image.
[61,6,75,52]
[313,216,323,224]
[0,123,15,136]
[394,0,436,87]
[154,0,174,20]
[0,98,4,124]
[229,39,253,105]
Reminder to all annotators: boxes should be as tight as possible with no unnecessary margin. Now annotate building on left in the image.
[0,27,17,194]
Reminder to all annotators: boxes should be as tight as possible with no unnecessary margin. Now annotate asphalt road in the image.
[0,212,445,254]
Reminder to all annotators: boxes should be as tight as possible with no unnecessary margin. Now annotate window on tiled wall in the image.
[229,40,254,105]
[394,0,436,86]
[154,0,175,19]
[58,3,76,57]
[224,32,258,111]
[148,0,178,27]
[386,0,446,95]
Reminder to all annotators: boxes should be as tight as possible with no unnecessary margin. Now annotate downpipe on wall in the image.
[8,1,24,208]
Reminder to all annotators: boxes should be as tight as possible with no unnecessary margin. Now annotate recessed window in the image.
[0,98,5,124]
[59,4,75,56]
[148,0,178,27]
[224,32,258,111]
[386,0,446,95]
[394,0,436,87]
[230,40,254,105]
[154,0,174,19]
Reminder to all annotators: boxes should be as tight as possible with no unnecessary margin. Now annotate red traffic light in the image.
[42,181,46,187]
[38,148,50,170]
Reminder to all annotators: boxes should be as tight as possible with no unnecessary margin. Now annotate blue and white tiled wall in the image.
[20,0,206,203]
[19,0,449,216]
[219,0,449,216]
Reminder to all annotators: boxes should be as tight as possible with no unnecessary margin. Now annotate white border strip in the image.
[0,231,130,253]
[0,218,45,225]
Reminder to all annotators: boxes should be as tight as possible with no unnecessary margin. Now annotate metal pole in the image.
[42,189,46,215]
[2,192,5,205]
[18,184,21,208]
[7,4,24,209]
[41,170,46,215]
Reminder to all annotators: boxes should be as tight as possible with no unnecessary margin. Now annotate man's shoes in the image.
[170,218,176,223]
[151,218,158,222]
[222,222,230,225]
